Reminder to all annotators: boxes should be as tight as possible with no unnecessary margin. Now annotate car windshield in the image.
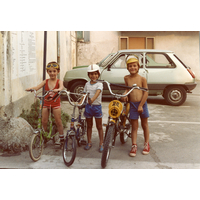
[97,53,115,67]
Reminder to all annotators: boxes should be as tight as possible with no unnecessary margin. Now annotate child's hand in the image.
[121,96,128,102]
[25,88,32,92]
[88,97,93,105]
[53,89,60,93]
[138,105,143,113]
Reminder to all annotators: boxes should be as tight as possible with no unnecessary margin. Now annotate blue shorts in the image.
[129,101,149,120]
[84,104,103,119]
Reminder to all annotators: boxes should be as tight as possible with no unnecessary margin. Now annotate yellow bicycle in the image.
[100,80,148,168]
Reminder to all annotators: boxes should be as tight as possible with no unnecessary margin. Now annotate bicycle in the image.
[99,80,148,168]
[27,89,60,162]
[55,90,88,166]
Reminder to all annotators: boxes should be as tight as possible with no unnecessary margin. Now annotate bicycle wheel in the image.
[62,133,77,167]
[29,133,44,162]
[77,119,87,147]
[120,121,131,144]
[101,124,115,169]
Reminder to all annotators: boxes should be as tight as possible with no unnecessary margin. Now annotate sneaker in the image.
[142,142,150,155]
[99,144,104,153]
[129,144,137,157]
[84,143,92,150]
[55,135,64,145]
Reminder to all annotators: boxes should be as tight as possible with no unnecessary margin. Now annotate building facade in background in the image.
[0,31,199,118]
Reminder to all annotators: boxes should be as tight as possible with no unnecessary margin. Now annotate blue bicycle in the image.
[56,90,88,166]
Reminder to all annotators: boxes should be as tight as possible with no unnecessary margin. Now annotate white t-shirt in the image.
[83,81,103,105]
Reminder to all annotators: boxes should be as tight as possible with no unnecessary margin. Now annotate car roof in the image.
[117,49,174,53]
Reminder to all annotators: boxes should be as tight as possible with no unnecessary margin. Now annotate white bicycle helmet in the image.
[87,64,100,75]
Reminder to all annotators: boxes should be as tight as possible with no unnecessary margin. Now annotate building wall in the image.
[0,31,76,118]
[121,31,200,80]
[77,31,120,66]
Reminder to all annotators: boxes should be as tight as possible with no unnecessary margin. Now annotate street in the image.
[0,82,200,169]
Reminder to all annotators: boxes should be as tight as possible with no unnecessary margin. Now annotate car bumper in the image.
[185,82,197,92]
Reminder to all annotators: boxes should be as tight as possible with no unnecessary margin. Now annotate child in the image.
[26,61,64,144]
[83,64,104,152]
[122,57,150,157]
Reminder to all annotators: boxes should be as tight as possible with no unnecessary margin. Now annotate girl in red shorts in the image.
[26,61,64,144]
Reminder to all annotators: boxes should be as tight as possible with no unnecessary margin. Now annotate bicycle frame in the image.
[29,89,59,142]
[104,80,148,142]
[56,90,88,141]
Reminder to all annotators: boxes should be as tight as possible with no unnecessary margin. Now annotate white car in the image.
[64,49,196,106]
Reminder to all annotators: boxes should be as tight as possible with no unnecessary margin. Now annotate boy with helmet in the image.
[82,64,104,152]
[122,57,150,157]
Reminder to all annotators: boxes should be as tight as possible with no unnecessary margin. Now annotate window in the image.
[145,53,175,68]
[119,37,155,50]
[77,31,90,42]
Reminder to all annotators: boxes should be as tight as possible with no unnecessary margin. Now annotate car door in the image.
[144,53,176,95]
[100,54,147,94]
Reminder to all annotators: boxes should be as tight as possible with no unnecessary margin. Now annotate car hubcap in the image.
[75,86,84,98]
[170,89,182,101]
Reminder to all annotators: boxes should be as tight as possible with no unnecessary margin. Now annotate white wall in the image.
[77,31,120,66]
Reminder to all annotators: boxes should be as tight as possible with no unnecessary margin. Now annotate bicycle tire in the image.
[77,119,86,147]
[120,121,131,144]
[101,124,115,169]
[29,133,43,162]
[62,133,76,167]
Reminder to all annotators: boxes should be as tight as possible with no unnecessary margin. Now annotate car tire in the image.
[70,81,86,101]
[164,86,187,106]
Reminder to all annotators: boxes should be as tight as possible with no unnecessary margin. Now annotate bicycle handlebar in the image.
[97,80,148,98]
[55,90,89,107]
[26,89,53,99]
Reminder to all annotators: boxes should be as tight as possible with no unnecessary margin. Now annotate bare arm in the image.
[89,89,101,105]
[121,76,129,102]
[138,77,148,113]
[26,80,46,91]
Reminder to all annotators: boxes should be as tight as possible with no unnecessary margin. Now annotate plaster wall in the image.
[77,31,120,66]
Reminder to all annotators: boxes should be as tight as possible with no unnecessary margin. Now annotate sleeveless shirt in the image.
[43,79,61,108]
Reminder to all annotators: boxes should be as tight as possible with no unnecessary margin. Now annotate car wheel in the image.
[70,81,86,101]
[164,86,187,106]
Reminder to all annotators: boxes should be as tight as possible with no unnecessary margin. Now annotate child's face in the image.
[88,71,99,82]
[127,62,139,74]
[47,67,59,79]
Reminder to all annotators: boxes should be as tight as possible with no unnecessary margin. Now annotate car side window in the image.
[146,53,175,68]
[111,56,126,69]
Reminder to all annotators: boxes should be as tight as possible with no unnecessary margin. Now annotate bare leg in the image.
[131,119,138,145]
[42,108,49,132]
[86,118,93,144]
[141,118,149,143]
[95,118,103,145]
[53,108,63,136]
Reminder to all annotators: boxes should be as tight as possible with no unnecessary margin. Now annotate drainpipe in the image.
[57,31,60,79]
[43,31,47,95]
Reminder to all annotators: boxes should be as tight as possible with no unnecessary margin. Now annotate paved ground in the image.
[0,81,200,169]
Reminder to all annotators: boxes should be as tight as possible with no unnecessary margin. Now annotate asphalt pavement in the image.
[0,81,200,169]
